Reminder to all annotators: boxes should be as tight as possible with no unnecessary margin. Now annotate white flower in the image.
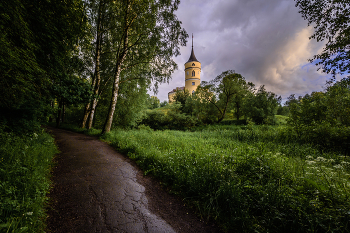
[26,212,33,216]
[316,157,327,162]
[333,164,343,169]
[306,160,316,165]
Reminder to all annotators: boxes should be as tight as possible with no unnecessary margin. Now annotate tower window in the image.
[192,70,195,76]
[192,90,195,95]
[192,82,195,86]
[192,63,195,66]
[187,71,189,75]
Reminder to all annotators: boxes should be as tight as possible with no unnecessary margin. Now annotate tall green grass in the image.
[102,125,350,232]
[0,129,57,232]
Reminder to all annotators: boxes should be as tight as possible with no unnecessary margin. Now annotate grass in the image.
[100,124,350,232]
[0,129,58,232]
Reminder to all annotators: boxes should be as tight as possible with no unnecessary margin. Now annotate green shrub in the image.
[140,108,198,130]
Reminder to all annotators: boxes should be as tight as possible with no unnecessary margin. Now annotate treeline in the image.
[142,70,283,130]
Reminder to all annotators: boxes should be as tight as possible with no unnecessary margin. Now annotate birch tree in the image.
[101,0,187,133]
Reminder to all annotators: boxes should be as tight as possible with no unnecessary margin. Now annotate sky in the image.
[152,0,345,102]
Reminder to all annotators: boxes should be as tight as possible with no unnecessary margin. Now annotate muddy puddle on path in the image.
[46,127,222,233]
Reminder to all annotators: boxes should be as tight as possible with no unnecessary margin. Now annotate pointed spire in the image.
[187,33,198,63]
[192,33,193,48]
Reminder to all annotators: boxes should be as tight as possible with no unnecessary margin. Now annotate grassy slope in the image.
[0,130,58,232]
[101,125,350,232]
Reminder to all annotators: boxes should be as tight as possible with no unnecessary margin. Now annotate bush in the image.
[140,106,198,130]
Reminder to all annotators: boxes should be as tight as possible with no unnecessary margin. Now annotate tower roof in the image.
[186,34,199,63]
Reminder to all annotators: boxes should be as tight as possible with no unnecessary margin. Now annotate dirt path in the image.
[46,127,222,233]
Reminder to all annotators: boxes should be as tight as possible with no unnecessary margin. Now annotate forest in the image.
[1,0,350,232]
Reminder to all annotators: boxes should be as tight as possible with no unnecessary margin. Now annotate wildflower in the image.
[315,157,327,162]
[26,212,33,216]
[306,160,316,165]
[333,164,344,169]
[306,155,313,159]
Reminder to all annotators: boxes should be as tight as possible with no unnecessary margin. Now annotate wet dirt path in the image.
[46,127,222,233]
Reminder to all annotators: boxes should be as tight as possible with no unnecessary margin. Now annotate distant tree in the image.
[325,77,350,126]
[201,70,251,123]
[276,105,290,116]
[190,87,219,124]
[173,89,191,113]
[243,85,281,124]
[160,100,168,107]
[146,95,160,109]
[286,78,350,154]
[295,0,350,75]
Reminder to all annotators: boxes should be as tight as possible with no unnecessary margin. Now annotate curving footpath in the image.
[46,127,221,233]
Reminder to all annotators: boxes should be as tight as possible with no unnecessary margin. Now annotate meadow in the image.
[0,130,57,232]
[100,124,350,232]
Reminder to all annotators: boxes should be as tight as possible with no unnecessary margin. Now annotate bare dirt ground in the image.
[46,127,223,233]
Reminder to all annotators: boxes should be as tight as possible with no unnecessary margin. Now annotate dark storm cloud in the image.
[155,0,342,102]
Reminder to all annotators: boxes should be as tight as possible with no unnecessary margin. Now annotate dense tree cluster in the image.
[140,70,282,130]
[0,0,187,133]
[286,77,350,154]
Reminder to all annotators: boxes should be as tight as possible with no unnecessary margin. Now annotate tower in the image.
[168,34,201,102]
[184,34,201,95]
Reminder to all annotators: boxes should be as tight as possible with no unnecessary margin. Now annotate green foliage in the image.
[0,130,58,232]
[243,85,281,125]
[145,95,161,109]
[187,92,219,124]
[295,0,350,75]
[102,125,350,232]
[140,104,197,130]
[173,89,191,110]
[0,0,90,132]
[198,70,252,123]
[275,115,289,125]
[276,105,290,116]
[287,77,350,154]
[89,72,150,129]
[159,100,168,107]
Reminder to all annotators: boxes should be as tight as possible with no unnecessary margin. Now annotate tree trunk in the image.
[81,102,90,128]
[87,0,104,129]
[102,66,122,134]
[217,96,230,123]
[102,1,130,134]
[81,0,104,129]
[87,97,99,129]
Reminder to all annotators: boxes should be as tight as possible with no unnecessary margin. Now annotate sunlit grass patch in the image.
[103,125,350,232]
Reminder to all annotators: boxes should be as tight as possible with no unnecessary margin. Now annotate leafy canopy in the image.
[295,0,350,75]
